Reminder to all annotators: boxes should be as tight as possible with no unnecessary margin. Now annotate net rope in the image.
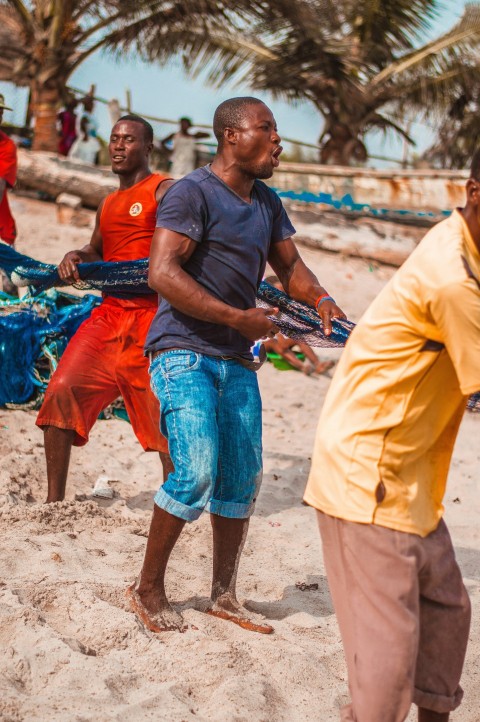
[0,242,354,348]
[1,242,478,411]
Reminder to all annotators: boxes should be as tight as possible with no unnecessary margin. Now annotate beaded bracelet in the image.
[315,293,335,310]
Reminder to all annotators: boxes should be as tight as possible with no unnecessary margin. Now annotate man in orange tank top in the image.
[36,115,174,502]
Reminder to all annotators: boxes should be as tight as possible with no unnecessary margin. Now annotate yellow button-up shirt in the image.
[304,210,480,536]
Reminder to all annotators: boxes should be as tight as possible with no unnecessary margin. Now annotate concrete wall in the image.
[17,150,468,218]
[268,163,468,217]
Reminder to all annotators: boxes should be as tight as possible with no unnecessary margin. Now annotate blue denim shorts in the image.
[149,350,263,522]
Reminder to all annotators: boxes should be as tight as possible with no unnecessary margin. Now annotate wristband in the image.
[315,293,335,310]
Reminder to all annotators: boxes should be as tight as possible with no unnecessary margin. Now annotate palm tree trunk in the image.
[31,84,61,153]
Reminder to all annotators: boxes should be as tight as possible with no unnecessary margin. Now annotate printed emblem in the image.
[129,202,143,217]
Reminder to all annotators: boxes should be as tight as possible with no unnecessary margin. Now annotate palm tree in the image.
[163,0,480,165]
[423,83,480,169]
[0,0,249,152]
[3,1,479,164]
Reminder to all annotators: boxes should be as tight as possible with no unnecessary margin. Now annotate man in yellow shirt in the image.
[304,154,480,722]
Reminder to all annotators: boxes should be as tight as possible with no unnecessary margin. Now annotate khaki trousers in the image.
[317,512,471,722]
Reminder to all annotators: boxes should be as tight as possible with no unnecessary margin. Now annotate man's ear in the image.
[224,127,237,146]
[466,178,480,205]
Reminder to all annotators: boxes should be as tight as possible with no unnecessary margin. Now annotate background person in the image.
[69,95,100,164]
[78,95,99,139]
[57,97,78,156]
[161,117,209,178]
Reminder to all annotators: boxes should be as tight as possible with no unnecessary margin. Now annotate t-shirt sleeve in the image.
[156,179,207,242]
[268,188,296,242]
[0,140,17,187]
[429,280,480,395]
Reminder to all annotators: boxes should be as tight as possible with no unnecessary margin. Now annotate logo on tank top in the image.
[129,202,143,217]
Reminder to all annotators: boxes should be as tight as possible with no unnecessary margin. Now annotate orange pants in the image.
[36,298,167,452]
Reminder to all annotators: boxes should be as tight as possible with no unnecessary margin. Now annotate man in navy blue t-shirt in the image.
[127,97,345,634]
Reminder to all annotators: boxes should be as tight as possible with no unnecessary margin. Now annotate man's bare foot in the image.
[205,594,274,634]
[301,361,314,376]
[126,582,187,633]
[313,360,335,376]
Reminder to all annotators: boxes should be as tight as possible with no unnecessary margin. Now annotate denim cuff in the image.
[154,487,203,523]
[207,498,255,519]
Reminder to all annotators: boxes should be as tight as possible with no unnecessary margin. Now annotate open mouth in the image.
[272,146,283,167]
[112,155,126,162]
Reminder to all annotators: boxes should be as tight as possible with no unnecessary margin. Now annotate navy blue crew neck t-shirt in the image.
[145,165,296,360]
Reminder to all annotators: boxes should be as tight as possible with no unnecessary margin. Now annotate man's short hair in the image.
[213,97,266,149]
[115,114,154,143]
[471,149,480,182]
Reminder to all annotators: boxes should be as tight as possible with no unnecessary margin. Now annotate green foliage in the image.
[149,0,480,165]
[424,93,480,169]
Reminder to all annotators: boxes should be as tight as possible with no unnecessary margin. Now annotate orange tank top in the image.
[100,173,169,262]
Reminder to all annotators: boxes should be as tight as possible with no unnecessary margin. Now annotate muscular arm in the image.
[149,227,278,341]
[155,178,176,203]
[57,199,104,282]
[268,237,346,335]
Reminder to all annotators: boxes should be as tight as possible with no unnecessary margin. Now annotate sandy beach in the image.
[0,194,479,722]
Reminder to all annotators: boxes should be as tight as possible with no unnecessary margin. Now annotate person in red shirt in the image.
[57,97,78,156]
[36,115,174,502]
[0,94,18,294]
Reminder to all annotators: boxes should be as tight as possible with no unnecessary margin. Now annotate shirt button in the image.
[375,481,386,504]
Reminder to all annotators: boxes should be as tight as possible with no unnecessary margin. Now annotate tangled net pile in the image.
[0,289,99,408]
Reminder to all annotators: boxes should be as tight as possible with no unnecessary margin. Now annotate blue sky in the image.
[1,0,465,165]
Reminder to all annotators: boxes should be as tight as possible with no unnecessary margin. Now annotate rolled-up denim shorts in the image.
[149,349,263,522]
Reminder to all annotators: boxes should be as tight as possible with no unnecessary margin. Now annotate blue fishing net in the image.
[0,289,100,407]
[0,242,353,348]
[0,242,152,298]
[1,243,478,412]
[256,280,355,348]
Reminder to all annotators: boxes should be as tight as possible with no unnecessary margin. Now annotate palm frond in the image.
[371,3,480,87]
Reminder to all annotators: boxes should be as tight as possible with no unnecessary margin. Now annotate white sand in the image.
[0,196,479,721]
